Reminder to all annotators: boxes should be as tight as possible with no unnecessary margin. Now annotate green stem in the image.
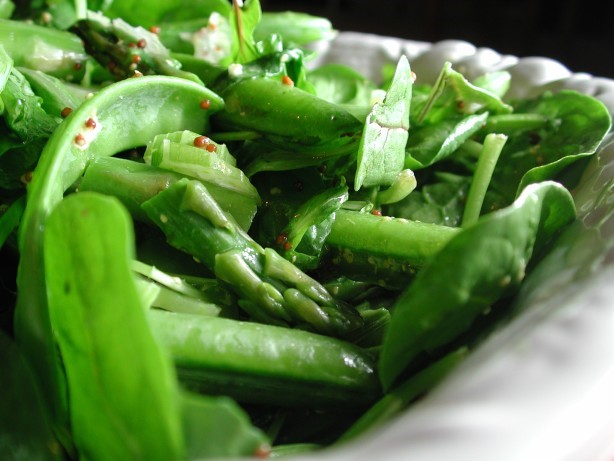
[484,113,548,132]
[461,133,507,228]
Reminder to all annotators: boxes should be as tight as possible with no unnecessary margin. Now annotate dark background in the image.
[262,0,613,79]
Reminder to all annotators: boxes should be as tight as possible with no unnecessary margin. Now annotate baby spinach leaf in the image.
[379,181,576,389]
[254,11,336,46]
[1,67,59,141]
[44,192,183,461]
[230,0,261,64]
[416,63,511,125]
[181,391,270,459]
[491,90,612,203]
[0,330,62,461]
[384,173,470,227]
[97,0,231,28]
[309,63,377,106]
[405,112,488,169]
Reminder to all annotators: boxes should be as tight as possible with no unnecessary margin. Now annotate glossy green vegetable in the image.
[1,1,612,458]
[14,75,223,439]
[44,192,183,461]
[149,308,380,407]
[141,177,363,336]
[379,181,577,389]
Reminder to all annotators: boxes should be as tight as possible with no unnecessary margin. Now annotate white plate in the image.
[294,32,614,461]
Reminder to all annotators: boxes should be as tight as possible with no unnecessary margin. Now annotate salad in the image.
[1,0,612,460]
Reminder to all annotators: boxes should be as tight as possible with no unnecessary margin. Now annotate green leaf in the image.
[230,0,262,64]
[492,90,612,202]
[181,391,270,458]
[254,11,336,46]
[404,112,488,169]
[0,194,24,248]
[384,173,470,227]
[0,67,59,142]
[44,192,184,461]
[379,181,576,389]
[354,55,412,190]
[0,330,62,461]
[99,0,231,28]
[309,63,377,106]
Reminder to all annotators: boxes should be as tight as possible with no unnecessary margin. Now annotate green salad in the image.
[0,0,611,459]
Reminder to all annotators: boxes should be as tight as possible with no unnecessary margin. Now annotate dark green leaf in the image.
[379,181,576,389]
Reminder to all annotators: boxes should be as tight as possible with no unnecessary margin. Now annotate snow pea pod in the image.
[14,75,223,437]
[324,209,459,289]
[18,67,81,117]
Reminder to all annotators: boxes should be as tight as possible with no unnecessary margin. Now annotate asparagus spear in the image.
[141,178,363,337]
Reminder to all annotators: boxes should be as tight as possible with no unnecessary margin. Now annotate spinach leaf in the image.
[1,67,59,142]
[44,192,184,461]
[384,173,470,227]
[405,112,488,169]
[379,181,576,389]
[491,90,612,202]
[230,0,261,64]
[180,391,270,458]
[0,330,62,461]
[309,63,377,106]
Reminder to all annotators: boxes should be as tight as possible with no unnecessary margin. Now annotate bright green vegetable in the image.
[44,192,184,461]
[13,75,223,441]
[1,1,612,458]
[354,55,411,190]
[141,178,363,336]
[379,181,577,389]
[148,308,380,407]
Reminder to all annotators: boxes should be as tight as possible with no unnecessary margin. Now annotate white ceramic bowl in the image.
[293,32,614,461]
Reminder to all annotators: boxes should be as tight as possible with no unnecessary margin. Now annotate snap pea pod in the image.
[323,209,459,289]
[78,156,258,231]
[18,67,81,117]
[141,178,363,337]
[211,76,362,149]
[14,75,223,438]
[0,18,88,80]
[148,308,381,408]
[70,13,203,84]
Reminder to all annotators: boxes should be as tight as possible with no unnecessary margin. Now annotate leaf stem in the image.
[461,133,507,227]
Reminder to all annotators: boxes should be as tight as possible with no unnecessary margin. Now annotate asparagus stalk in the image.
[141,178,363,337]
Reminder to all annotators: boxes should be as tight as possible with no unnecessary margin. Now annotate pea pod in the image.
[148,308,381,408]
[0,18,88,80]
[211,76,362,148]
[18,67,81,117]
[323,209,459,289]
[14,75,223,439]
[141,178,363,337]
